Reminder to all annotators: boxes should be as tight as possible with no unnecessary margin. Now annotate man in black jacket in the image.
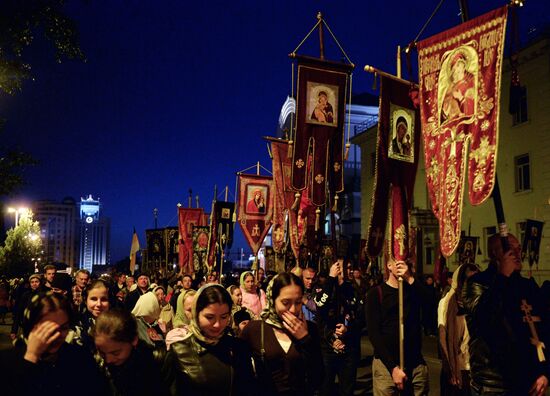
[366,257,428,395]
[462,234,549,395]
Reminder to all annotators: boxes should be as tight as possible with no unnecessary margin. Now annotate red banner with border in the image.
[178,207,205,274]
[418,6,507,256]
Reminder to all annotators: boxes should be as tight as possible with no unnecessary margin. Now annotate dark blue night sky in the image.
[2,0,548,262]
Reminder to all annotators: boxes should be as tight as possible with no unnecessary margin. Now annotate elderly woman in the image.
[240,272,323,395]
[165,289,197,349]
[163,284,256,395]
[240,271,266,317]
[132,291,164,347]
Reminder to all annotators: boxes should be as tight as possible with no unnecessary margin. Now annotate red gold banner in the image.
[237,174,274,255]
[418,6,507,256]
[270,139,294,254]
[366,75,420,263]
[292,56,352,207]
[178,207,205,274]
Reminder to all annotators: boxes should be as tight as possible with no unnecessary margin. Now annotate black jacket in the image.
[462,269,549,393]
[163,332,256,396]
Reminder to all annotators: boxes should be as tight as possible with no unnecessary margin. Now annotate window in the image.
[512,86,528,125]
[515,154,531,192]
[483,226,497,259]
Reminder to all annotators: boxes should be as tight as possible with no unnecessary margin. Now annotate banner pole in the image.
[398,276,405,370]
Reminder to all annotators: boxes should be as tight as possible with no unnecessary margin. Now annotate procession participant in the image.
[43,264,56,290]
[437,263,478,395]
[314,261,363,396]
[240,270,266,316]
[125,273,149,311]
[462,234,549,396]
[73,279,111,350]
[131,290,164,348]
[301,267,318,322]
[10,274,42,340]
[241,272,323,396]
[1,292,108,396]
[366,256,429,396]
[72,269,90,311]
[163,284,256,395]
[166,289,196,349]
[92,308,168,396]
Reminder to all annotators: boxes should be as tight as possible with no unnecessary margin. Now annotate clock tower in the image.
[78,195,110,271]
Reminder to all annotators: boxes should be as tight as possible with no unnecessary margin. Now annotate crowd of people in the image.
[0,233,548,396]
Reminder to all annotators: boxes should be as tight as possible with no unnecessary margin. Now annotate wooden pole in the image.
[398,277,405,370]
[317,12,325,60]
[396,45,402,79]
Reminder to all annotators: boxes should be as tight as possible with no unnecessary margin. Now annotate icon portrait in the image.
[246,184,268,215]
[388,104,415,163]
[306,82,338,127]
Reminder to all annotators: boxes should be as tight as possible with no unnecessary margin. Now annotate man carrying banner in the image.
[366,254,428,396]
[462,234,549,396]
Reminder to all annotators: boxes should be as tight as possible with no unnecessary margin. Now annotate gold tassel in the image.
[332,194,339,212]
[291,192,301,211]
[315,208,321,231]
[232,211,236,223]
[287,140,293,159]
[344,143,351,161]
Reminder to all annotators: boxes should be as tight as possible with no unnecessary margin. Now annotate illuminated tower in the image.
[78,195,110,271]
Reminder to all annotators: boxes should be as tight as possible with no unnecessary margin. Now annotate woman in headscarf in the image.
[240,271,266,316]
[240,272,323,396]
[73,279,111,350]
[165,289,196,350]
[131,291,164,348]
[163,283,256,395]
[438,263,478,395]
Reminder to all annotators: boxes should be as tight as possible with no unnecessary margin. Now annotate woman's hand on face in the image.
[24,321,62,363]
[282,311,308,340]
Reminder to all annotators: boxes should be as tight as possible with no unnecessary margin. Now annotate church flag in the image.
[192,225,210,276]
[291,56,353,207]
[418,6,508,256]
[457,235,478,265]
[366,75,420,263]
[129,229,140,275]
[237,173,274,255]
[207,200,235,270]
[521,219,544,267]
[270,139,294,254]
[178,207,205,274]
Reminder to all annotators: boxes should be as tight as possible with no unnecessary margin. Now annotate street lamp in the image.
[7,207,29,226]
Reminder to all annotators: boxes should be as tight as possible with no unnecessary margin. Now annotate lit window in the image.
[515,154,531,192]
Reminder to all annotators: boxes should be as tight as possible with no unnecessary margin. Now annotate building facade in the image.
[33,198,78,267]
[352,36,550,282]
[78,195,110,271]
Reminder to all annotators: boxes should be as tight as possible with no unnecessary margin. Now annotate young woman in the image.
[74,280,111,349]
[91,308,168,396]
[1,292,108,396]
[240,272,324,396]
[166,289,196,349]
[163,284,256,395]
[240,271,266,316]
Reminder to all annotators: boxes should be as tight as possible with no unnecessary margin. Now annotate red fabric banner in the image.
[418,7,507,256]
[237,174,274,255]
[178,207,205,274]
[271,139,294,254]
[366,76,420,263]
[292,57,352,207]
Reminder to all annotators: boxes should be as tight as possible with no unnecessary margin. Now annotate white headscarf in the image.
[132,291,161,324]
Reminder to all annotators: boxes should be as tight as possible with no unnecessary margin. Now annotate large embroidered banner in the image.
[418,6,507,256]
[366,75,420,263]
[237,174,274,255]
[178,207,205,274]
[271,139,295,254]
[292,56,352,207]
[192,225,210,276]
[208,201,235,269]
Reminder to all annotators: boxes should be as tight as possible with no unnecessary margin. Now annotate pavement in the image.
[0,312,442,395]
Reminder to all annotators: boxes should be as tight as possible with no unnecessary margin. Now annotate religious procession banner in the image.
[178,207,205,274]
[237,173,274,255]
[366,75,420,263]
[271,139,295,254]
[521,219,544,267]
[192,226,210,276]
[207,201,235,269]
[418,6,508,256]
[291,56,352,207]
